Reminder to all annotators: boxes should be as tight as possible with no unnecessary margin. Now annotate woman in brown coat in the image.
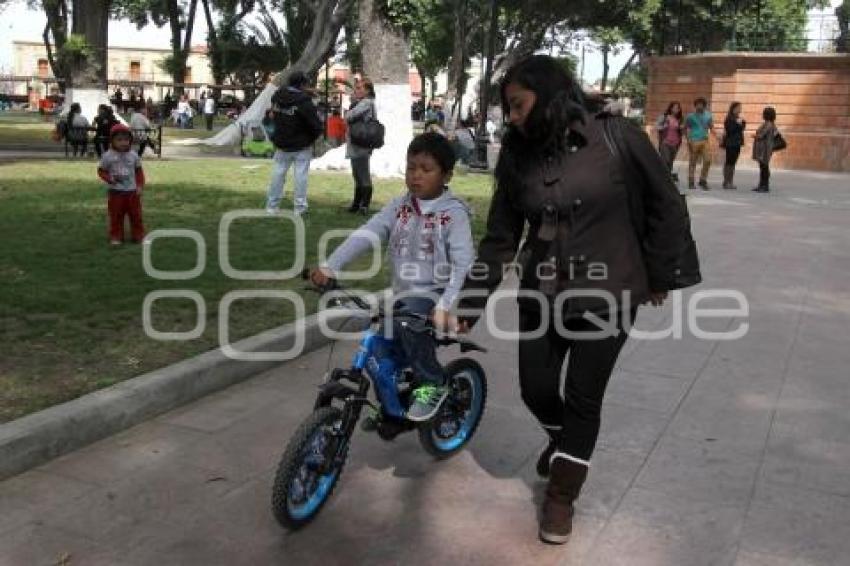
[454,55,695,545]
[752,106,778,192]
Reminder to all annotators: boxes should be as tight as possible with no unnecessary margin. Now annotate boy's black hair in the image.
[762,106,777,121]
[694,97,707,107]
[407,132,456,172]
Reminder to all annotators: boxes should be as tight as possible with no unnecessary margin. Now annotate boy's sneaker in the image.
[698,179,710,190]
[360,407,380,432]
[110,239,122,246]
[406,384,449,422]
[265,207,281,215]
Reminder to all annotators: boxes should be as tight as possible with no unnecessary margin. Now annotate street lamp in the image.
[469,0,498,170]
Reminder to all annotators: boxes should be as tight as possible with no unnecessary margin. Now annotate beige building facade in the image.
[10,40,212,97]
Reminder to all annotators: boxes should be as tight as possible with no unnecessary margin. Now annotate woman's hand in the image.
[309,267,334,288]
[647,291,668,307]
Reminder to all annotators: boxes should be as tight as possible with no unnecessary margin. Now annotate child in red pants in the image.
[97,123,146,245]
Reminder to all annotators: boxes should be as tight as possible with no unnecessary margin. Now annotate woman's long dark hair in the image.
[68,102,81,122]
[665,101,683,122]
[496,55,586,188]
[359,77,376,98]
[727,101,741,121]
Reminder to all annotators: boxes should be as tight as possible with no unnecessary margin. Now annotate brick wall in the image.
[646,53,850,172]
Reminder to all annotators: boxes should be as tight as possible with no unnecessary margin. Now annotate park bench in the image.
[62,125,163,158]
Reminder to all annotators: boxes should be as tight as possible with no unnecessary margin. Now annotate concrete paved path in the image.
[2,166,849,565]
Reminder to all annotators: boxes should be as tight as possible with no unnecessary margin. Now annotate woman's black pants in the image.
[724,144,741,167]
[518,307,634,463]
[349,156,373,209]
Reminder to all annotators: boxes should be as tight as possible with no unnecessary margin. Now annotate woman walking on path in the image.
[722,102,746,189]
[453,55,694,545]
[656,101,684,180]
[345,78,376,214]
[752,106,778,193]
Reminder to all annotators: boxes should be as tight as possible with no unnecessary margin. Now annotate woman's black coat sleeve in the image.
[622,122,689,292]
[457,181,525,325]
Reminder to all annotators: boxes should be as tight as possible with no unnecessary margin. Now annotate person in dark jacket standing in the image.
[752,106,778,193]
[265,71,323,216]
[345,78,377,214]
[722,102,746,189]
[452,56,690,545]
[93,105,119,158]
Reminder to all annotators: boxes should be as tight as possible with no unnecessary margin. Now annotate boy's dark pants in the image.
[108,191,145,242]
[389,295,444,386]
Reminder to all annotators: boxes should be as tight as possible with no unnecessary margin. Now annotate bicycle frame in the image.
[352,328,410,419]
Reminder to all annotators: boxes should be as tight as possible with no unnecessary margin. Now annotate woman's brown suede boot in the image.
[539,456,588,544]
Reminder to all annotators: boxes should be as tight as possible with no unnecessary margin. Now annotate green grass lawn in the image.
[0,160,493,423]
[0,113,56,145]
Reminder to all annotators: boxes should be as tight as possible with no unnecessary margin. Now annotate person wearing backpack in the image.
[345,77,377,214]
[264,71,323,216]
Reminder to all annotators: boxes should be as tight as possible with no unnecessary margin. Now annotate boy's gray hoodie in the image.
[324,188,475,311]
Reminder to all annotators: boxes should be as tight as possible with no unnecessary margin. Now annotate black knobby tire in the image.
[418,358,487,459]
[271,406,348,530]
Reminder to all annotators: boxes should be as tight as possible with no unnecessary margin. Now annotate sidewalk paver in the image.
[1,166,849,565]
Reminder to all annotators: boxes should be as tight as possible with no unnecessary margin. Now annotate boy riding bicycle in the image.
[310,132,474,421]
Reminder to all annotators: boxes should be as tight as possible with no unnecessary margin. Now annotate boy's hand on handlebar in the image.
[431,308,469,334]
[309,267,334,288]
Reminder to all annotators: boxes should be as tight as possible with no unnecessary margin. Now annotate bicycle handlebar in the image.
[300,268,486,352]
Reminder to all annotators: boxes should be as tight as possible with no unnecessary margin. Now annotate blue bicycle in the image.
[271,275,488,530]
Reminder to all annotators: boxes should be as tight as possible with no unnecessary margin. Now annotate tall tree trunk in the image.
[42,0,69,91]
[444,0,467,131]
[64,0,111,122]
[70,0,108,89]
[351,0,412,175]
[414,63,427,105]
[201,0,225,85]
[168,0,198,95]
[359,0,408,83]
[600,45,610,92]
